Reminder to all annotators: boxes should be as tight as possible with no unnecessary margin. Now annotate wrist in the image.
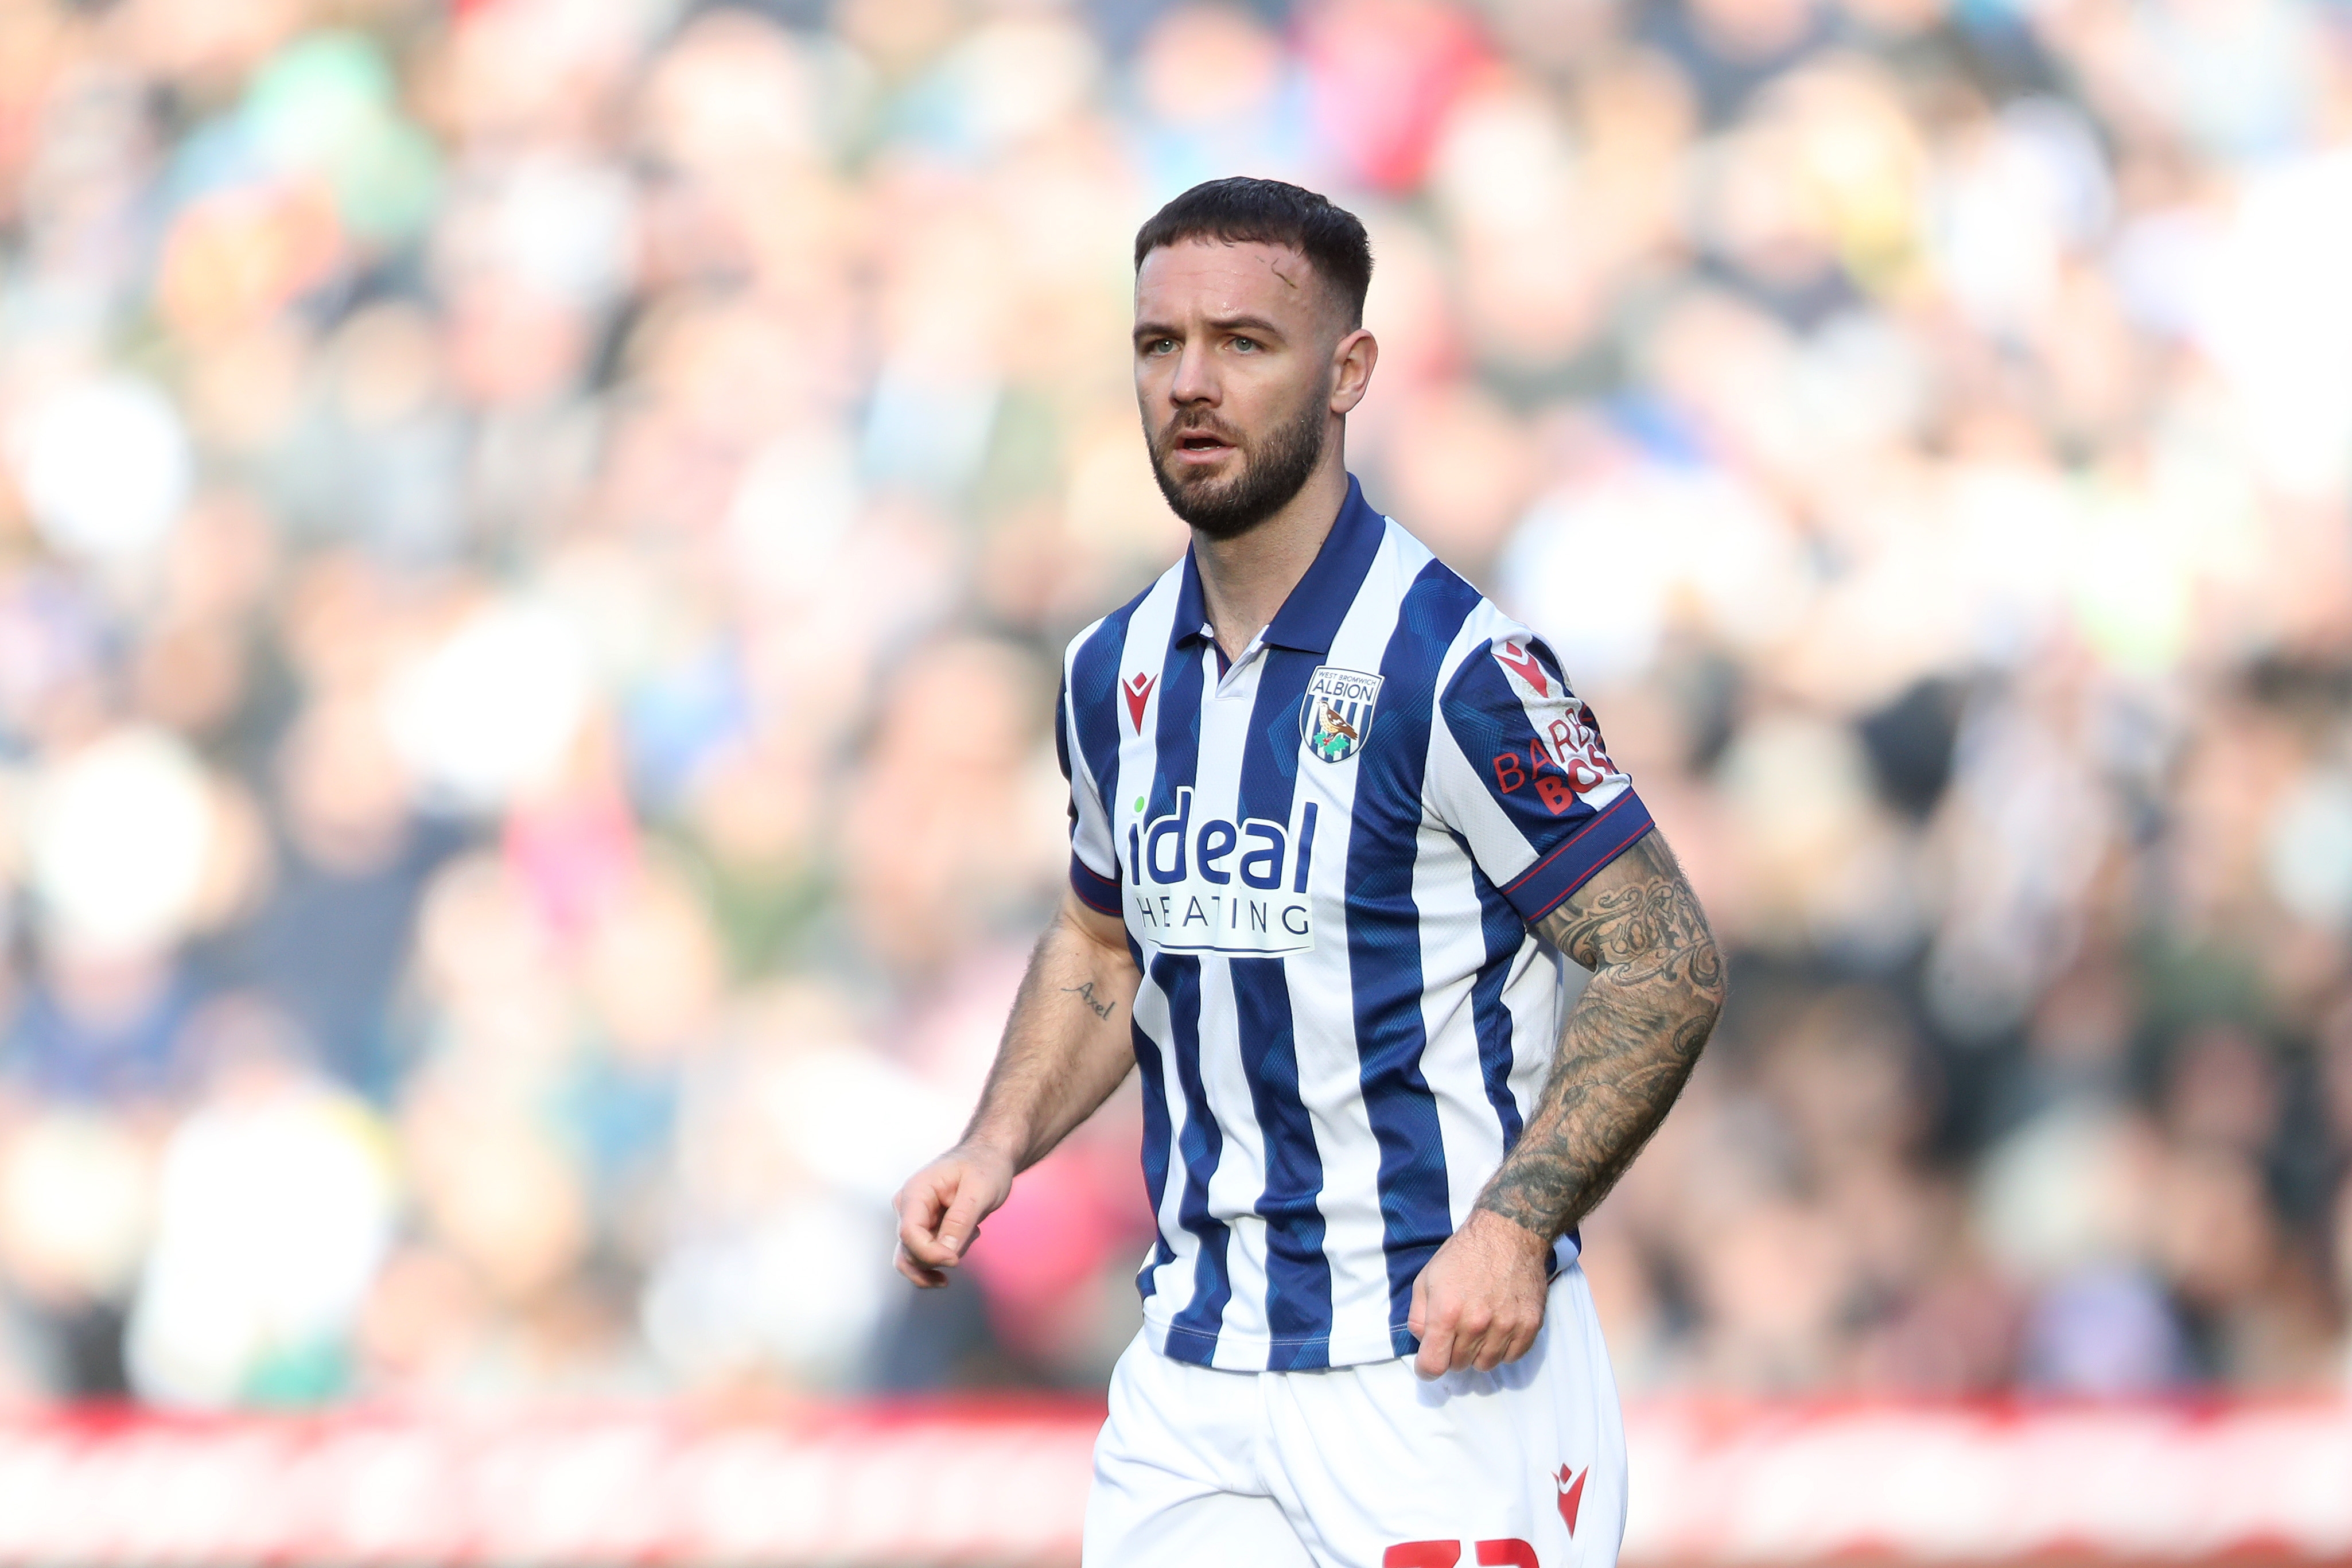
[957,1128,1026,1173]
[1467,1201,1556,1257]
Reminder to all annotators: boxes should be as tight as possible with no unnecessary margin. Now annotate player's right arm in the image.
[892,888,1140,1287]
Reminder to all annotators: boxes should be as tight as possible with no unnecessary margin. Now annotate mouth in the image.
[1168,430,1235,465]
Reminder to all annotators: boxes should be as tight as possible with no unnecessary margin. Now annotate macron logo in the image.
[1123,672,1157,733]
[1555,1464,1587,1536]
[1494,641,1549,697]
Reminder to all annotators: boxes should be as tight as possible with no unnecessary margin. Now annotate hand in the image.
[1407,1209,1552,1378]
[893,1142,1016,1287]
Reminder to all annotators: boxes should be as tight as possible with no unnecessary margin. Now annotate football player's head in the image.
[1132,178,1378,541]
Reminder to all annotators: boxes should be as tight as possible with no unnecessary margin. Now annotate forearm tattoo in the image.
[1474,830,1725,1242]
[1062,981,1117,1021]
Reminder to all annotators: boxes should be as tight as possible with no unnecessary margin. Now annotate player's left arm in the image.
[1409,826,1723,1376]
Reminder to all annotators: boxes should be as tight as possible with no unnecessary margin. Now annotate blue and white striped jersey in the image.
[1056,475,1654,1372]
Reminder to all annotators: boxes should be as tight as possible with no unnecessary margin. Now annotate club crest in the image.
[1300,666,1383,764]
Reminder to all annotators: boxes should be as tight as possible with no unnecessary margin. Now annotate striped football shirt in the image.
[1057,474,1654,1371]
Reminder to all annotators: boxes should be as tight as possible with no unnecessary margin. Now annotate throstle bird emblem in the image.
[1300,666,1382,764]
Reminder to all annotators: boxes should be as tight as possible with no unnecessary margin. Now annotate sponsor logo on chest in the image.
[1123,787,1319,955]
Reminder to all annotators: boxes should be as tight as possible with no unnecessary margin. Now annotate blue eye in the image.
[1233,337,1259,352]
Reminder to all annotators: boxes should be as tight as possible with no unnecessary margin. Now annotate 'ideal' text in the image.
[1125,787,1318,955]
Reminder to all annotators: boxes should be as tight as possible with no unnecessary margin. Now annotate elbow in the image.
[1694,934,1727,1013]
[1682,933,1727,1045]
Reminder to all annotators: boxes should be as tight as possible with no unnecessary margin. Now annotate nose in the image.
[1167,337,1218,410]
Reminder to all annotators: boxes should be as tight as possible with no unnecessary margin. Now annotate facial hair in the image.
[1148,382,1329,542]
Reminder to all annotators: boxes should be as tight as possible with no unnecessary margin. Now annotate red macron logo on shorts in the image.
[1123,672,1156,732]
[1555,1464,1586,1536]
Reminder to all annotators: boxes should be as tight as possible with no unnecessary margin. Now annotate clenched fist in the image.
[1406,1209,1553,1378]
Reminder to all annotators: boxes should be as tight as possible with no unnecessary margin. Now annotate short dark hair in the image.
[1134,177,1374,329]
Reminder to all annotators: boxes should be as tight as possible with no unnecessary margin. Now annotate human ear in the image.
[1329,328,1378,414]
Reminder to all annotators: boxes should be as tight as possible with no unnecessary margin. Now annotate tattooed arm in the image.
[1478,829,1724,1237]
[895,888,1141,1287]
[1408,828,1724,1374]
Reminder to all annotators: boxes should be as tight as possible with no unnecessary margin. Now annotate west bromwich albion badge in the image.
[1301,666,1382,764]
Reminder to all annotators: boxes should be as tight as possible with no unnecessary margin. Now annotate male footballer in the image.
[893,178,1724,1568]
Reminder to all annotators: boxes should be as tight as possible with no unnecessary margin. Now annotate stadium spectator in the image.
[0,0,2344,1404]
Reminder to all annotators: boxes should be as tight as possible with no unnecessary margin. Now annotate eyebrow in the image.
[1133,314,1289,342]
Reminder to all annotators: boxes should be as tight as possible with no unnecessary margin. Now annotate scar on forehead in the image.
[1210,236,1303,291]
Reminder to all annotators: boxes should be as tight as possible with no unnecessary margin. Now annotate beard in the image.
[1147,385,1329,542]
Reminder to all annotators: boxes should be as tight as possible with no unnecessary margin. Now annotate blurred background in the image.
[0,0,2346,1429]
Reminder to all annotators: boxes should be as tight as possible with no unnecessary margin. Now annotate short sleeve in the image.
[1430,631,1654,924]
[1058,673,1122,917]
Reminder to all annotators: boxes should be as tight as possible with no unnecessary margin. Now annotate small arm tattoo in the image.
[1474,830,1724,1241]
[1062,981,1117,1021]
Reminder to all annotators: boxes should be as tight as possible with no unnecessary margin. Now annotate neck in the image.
[1191,441,1350,660]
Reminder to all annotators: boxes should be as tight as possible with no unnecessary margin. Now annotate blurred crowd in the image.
[0,0,2347,1409]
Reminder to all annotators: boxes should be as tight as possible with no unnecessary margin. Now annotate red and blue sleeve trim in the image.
[1070,854,1122,916]
[1498,791,1655,923]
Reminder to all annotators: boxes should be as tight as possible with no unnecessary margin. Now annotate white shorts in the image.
[1083,1262,1626,1568]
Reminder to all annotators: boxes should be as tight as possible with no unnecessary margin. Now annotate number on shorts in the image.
[1382,1546,1460,1567]
[1382,1541,1537,1567]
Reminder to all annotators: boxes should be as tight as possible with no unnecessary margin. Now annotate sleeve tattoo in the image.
[1473,829,1725,1242]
